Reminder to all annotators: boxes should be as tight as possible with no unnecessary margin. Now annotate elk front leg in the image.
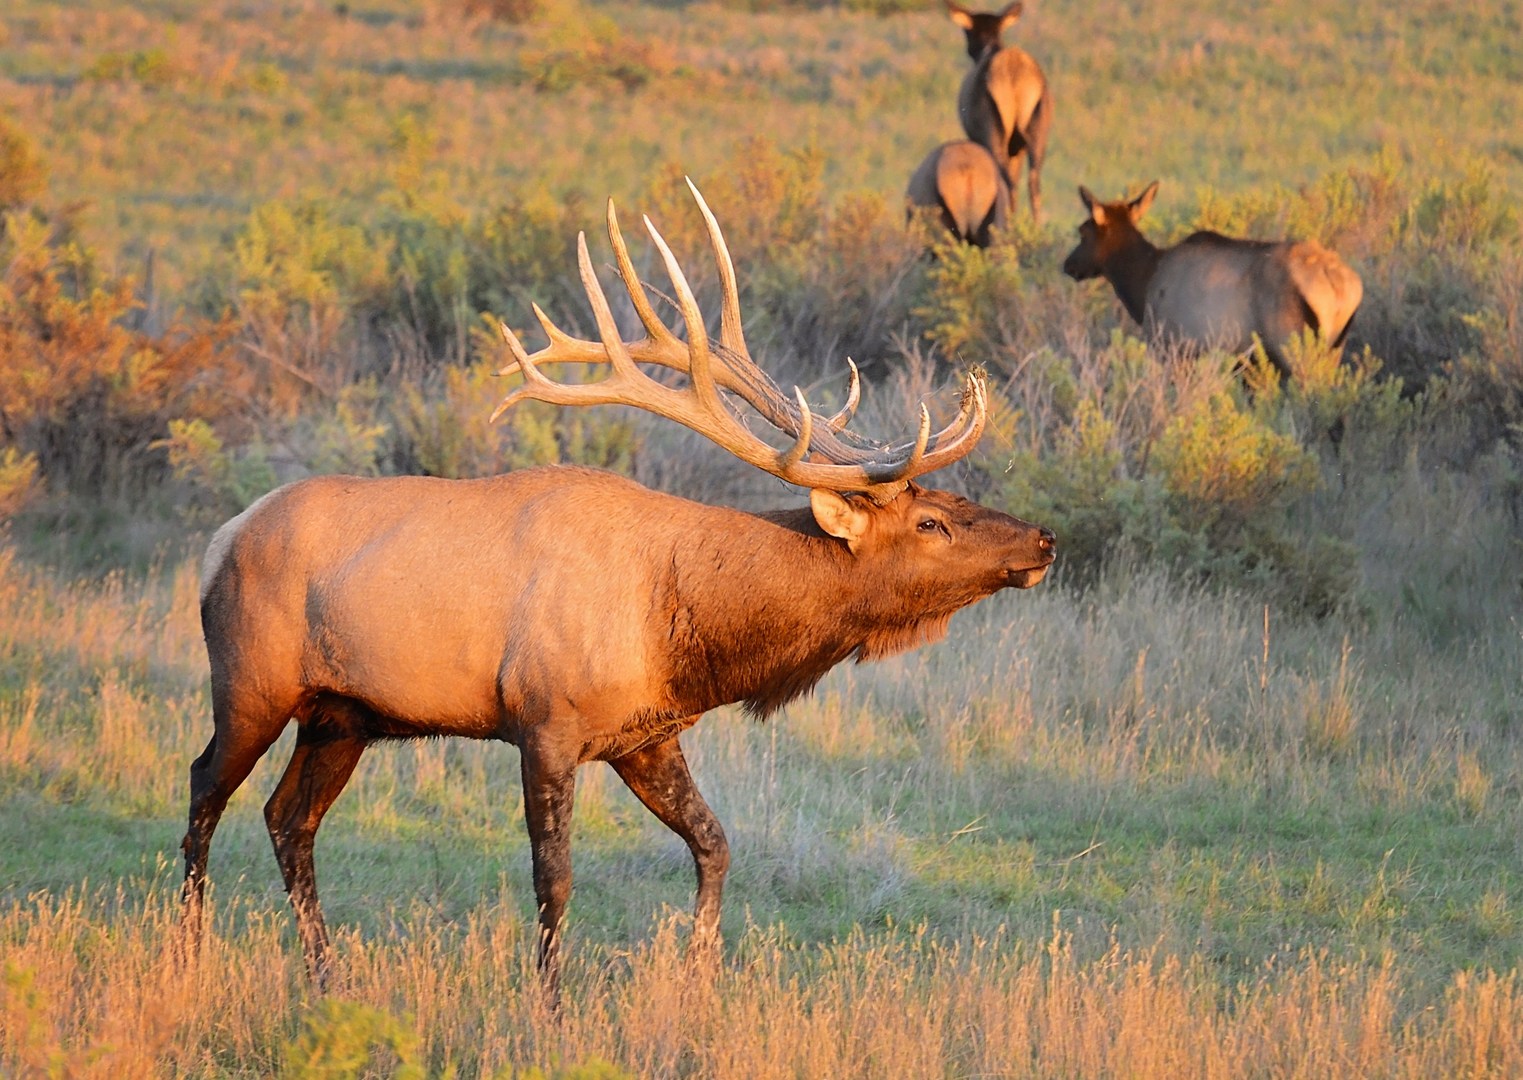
[520,746,578,1005]
[264,726,366,985]
[609,733,729,962]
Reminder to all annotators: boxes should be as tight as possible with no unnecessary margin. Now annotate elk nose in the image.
[1037,527,1056,554]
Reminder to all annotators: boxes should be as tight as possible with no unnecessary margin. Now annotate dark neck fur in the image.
[1104,234,1163,325]
[656,507,957,719]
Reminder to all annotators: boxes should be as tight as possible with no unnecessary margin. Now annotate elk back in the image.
[907,141,1010,246]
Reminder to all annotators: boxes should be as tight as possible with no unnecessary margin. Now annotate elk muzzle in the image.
[1007,524,1056,588]
[1061,243,1100,281]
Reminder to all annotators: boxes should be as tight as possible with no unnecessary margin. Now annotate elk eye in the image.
[917,518,946,535]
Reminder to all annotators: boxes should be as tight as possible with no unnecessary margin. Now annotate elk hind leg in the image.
[181,708,290,948]
[609,734,729,962]
[264,716,366,984]
[1019,92,1053,220]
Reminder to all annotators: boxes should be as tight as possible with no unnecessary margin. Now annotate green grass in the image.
[2,0,1519,296]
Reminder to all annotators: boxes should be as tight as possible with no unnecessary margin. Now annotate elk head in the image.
[946,1,1024,61]
[1061,181,1160,281]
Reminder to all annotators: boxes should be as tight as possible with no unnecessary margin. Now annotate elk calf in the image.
[182,182,1056,1001]
[906,140,1011,247]
[1061,182,1364,378]
[946,1,1052,219]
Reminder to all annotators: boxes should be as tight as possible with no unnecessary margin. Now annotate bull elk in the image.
[906,140,1011,247]
[1061,182,1364,379]
[181,181,1057,998]
[945,1,1052,220]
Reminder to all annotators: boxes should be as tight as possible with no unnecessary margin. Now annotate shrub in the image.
[81,48,183,89]
[390,351,639,479]
[444,0,542,22]
[0,212,240,499]
[516,2,677,92]
[978,336,1364,612]
[155,418,277,521]
[0,448,39,517]
[0,116,46,212]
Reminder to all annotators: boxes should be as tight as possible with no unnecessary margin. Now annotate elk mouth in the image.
[1005,560,1053,589]
[1061,257,1098,282]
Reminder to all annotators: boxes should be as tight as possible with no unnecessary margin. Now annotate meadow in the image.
[2,0,1523,1075]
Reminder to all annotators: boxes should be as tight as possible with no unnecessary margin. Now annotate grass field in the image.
[3,0,1523,1076]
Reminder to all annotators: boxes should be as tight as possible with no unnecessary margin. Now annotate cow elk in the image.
[1062,181,1364,379]
[946,1,1052,220]
[182,180,1057,1000]
[907,140,1011,247]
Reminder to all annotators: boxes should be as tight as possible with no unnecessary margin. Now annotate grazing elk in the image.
[906,140,1011,247]
[946,1,1052,219]
[182,181,1057,999]
[1062,182,1364,379]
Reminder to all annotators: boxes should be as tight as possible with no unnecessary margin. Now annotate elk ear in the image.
[999,2,1023,29]
[945,2,974,30]
[810,489,872,554]
[1079,186,1107,226]
[1130,180,1160,221]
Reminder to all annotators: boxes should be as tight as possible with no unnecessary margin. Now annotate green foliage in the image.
[1154,392,1317,521]
[306,381,392,476]
[376,187,588,362]
[234,201,392,321]
[82,47,181,89]
[516,2,677,92]
[155,418,277,518]
[284,999,430,1080]
[0,447,39,517]
[981,335,1376,611]
[914,237,1026,365]
[282,998,634,1079]
[391,354,640,478]
[640,137,828,273]
[0,115,46,212]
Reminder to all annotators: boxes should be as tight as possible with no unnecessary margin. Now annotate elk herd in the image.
[178,2,1360,999]
[912,1,1363,374]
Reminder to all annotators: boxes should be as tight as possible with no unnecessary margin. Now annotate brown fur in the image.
[906,140,1011,246]
[946,1,1053,219]
[1061,182,1364,377]
[183,465,1055,992]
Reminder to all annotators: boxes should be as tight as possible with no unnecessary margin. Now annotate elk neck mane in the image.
[656,503,959,720]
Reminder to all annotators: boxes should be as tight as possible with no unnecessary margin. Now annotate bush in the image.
[516,2,678,92]
[0,116,46,212]
[0,212,240,500]
[978,335,1369,612]
[391,351,640,479]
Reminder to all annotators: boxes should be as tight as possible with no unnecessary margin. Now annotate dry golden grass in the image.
[5,888,1523,1077]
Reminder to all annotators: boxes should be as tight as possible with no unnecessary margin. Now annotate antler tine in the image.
[825,359,861,432]
[606,198,681,352]
[880,405,932,481]
[900,372,989,471]
[685,176,747,358]
[642,213,725,420]
[778,386,814,472]
[575,229,644,382]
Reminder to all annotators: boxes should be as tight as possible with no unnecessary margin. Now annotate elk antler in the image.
[492,178,987,501]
